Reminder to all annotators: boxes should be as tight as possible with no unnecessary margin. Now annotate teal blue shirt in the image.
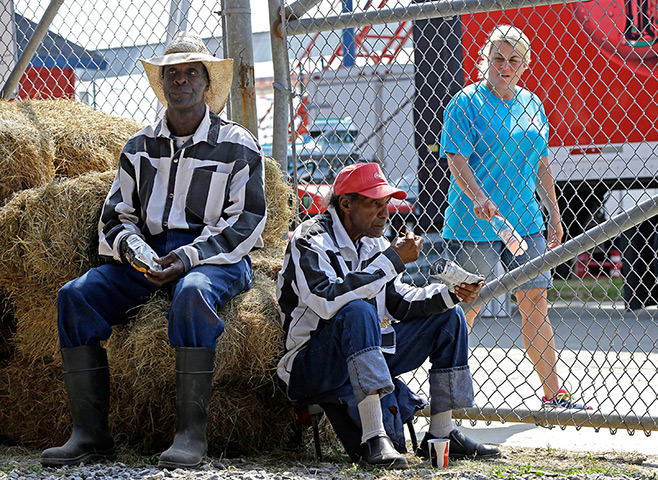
[440,81,549,241]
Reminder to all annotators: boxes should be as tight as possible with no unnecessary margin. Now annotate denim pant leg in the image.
[387,306,474,414]
[167,257,252,350]
[57,263,159,348]
[287,300,394,404]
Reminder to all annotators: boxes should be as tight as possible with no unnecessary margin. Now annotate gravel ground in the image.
[1,445,657,480]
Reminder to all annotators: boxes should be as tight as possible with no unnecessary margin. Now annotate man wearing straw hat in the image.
[277,162,500,469]
[41,32,267,469]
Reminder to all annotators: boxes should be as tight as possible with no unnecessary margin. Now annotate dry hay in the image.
[14,99,144,177]
[262,156,294,248]
[0,353,295,454]
[10,295,59,362]
[0,172,114,362]
[0,271,293,453]
[0,158,290,363]
[251,243,286,282]
[0,135,296,453]
[0,294,15,362]
[0,101,55,204]
[107,271,283,387]
[0,355,69,448]
[0,170,113,292]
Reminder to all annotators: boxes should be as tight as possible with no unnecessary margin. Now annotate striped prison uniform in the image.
[98,105,267,271]
[276,205,459,387]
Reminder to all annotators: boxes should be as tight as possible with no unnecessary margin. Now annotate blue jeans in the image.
[288,300,474,414]
[57,230,252,350]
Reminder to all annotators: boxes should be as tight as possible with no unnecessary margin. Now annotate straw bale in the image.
[0,101,55,204]
[251,244,286,282]
[262,156,294,247]
[0,170,113,293]
[0,294,15,362]
[107,271,283,387]
[15,99,143,177]
[0,355,69,447]
[10,294,59,362]
[0,272,294,453]
[0,353,294,453]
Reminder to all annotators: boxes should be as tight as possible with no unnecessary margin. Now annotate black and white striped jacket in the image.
[99,106,266,272]
[276,206,459,385]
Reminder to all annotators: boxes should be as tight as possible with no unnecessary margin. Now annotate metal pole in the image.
[285,0,323,20]
[286,0,581,35]
[222,0,258,137]
[418,406,658,432]
[268,0,293,171]
[1,0,65,99]
[472,194,658,308]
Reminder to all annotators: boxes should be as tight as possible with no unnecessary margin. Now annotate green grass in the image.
[548,277,625,303]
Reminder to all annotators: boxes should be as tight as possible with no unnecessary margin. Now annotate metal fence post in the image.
[268,0,291,171]
[222,0,258,137]
[0,0,64,99]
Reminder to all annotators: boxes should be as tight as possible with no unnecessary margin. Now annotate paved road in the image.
[401,301,658,456]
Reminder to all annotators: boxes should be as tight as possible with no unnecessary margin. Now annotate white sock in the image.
[429,410,453,439]
[357,394,386,443]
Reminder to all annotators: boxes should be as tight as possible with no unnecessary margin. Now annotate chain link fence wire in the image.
[276,0,658,436]
[1,0,657,438]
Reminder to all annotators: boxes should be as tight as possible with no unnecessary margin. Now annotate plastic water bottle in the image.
[491,215,528,256]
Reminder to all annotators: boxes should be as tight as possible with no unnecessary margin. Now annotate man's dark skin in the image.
[337,193,483,303]
[131,61,209,287]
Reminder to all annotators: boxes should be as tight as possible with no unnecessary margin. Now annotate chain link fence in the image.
[1,0,657,437]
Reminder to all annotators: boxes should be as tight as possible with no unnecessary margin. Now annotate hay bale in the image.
[0,171,113,290]
[262,156,294,247]
[0,172,114,362]
[251,244,285,282]
[0,356,69,447]
[0,133,297,454]
[0,352,294,453]
[107,271,283,387]
[0,101,55,203]
[0,272,294,453]
[0,158,291,363]
[15,99,144,177]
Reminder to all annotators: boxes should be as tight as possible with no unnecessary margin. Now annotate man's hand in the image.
[391,232,424,264]
[144,252,185,287]
[121,234,162,274]
[454,281,484,303]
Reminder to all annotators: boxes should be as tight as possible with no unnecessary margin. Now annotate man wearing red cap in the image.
[277,162,500,469]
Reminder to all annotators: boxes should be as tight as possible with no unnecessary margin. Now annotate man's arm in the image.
[98,151,144,260]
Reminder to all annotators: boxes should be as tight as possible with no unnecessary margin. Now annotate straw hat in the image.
[140,32,233,114]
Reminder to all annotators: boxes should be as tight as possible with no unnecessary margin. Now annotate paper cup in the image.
[428,438,450,468]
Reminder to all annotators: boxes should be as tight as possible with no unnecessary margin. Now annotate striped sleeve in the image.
[98,138,147,260]
[384,278,459,322]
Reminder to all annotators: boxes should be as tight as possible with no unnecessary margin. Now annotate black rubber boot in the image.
[158,347,215,469]
[40,346,115,466]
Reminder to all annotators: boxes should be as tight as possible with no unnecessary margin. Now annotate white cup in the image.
[428,438,450,468]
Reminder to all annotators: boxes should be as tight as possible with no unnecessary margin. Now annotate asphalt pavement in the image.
[402,301,658,457]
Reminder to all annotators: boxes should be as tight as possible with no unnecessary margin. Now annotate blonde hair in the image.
[477,25,531,78]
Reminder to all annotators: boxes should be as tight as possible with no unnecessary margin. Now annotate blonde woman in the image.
[440,25,591,410]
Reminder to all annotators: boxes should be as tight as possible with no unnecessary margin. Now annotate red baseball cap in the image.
[333,163,407,200]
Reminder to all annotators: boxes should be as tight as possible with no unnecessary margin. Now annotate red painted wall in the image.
[18,66,75,99]
[460,4,658,147]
